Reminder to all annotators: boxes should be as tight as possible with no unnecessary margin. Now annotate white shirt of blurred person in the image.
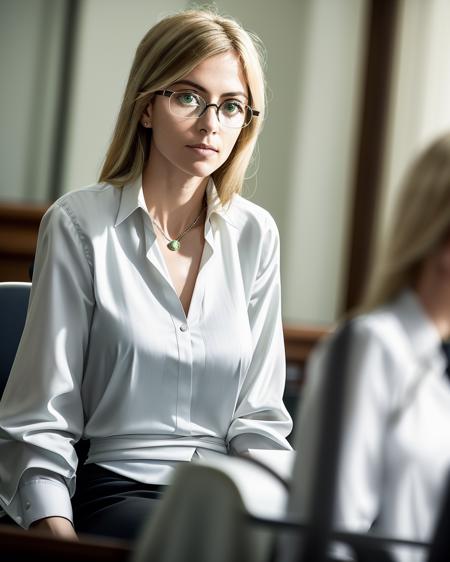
[289,132,450,562]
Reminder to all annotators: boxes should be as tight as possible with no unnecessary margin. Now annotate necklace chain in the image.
[151,204,206,252]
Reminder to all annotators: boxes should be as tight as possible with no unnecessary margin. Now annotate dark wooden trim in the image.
[0,524,131,562]
[0,203,49,281]
[284,324,330,366]
[344,0,400,311]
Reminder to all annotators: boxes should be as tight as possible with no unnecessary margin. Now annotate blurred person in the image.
[0,9,292,542]
[290,132,450,562]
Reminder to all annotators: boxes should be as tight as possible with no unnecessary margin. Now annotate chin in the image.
[182,162,221,179]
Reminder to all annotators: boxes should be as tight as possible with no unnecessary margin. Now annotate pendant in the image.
[167,239,181,251]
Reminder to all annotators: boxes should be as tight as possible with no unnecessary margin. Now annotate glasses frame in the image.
[153,89,260,129]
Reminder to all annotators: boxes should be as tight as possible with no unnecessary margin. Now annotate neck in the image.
[415,267,450,340]
[141,161,208,237]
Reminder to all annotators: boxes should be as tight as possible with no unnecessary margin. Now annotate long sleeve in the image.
[0,200,94,526]
[227,216,292,453]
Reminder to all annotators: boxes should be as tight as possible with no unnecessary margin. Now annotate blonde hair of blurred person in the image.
[100,9,265,204]
[363,132,450,333]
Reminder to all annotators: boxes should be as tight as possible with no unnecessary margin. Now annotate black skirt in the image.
[72,463,166,541]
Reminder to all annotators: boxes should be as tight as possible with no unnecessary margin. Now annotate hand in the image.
[30,516,78,541]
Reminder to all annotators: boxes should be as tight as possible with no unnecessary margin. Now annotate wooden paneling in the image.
[284,324,330,367]
[0,203,48,282]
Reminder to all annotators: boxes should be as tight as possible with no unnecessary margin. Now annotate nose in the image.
[197,104,220,133]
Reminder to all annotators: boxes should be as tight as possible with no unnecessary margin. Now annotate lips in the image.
[186,143,218,152]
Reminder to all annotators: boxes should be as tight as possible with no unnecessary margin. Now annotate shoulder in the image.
[227,194,278,233]
[51,182,120,220]
[309,305,412,386]
[224,195,279,257]
[302,311,405,419]
[351,306,411,358]
[42,183,120,233]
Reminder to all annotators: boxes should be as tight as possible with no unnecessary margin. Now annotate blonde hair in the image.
[362,131,450,311]
[99,9,266,204]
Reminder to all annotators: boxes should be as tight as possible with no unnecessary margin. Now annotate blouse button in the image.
[180,324,188,332]
[25,501,31,510]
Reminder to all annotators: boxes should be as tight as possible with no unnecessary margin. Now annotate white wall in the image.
[279,0,368,324]
[0,0,65,202]
[377,0,450,248]
[62,0,187,192]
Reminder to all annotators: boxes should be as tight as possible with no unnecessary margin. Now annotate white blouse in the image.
[289,290,450,562]
[0,178,292,528]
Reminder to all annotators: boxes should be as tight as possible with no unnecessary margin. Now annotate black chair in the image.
[0,282,31,397]
[428,473,450,562]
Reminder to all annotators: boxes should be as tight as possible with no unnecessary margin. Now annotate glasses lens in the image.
[167,91,252,128]
[219,100,249,128]
[169,92,205,118]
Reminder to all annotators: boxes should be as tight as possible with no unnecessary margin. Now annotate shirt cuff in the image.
[18,473,73,528]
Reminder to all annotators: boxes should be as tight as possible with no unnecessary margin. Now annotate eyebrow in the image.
[170,79,248,100]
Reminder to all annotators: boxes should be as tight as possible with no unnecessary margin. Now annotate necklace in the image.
[151,205,206,251]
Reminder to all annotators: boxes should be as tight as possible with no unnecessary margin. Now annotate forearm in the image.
[30,516,78,541]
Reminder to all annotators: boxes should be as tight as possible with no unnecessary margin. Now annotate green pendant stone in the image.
[167,239,181,251]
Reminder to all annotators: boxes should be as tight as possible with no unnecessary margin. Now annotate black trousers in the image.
[72,464,166,541]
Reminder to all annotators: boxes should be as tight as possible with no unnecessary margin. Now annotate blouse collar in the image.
[115,176,238,228]
[392,289,444,367]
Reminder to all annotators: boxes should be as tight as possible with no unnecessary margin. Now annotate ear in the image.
[140,103,152,128]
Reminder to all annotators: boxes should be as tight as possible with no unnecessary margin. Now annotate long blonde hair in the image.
[362,131,450,311]
[99,9,266,204]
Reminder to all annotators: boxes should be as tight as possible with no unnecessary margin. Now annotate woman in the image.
[0,10,292,541]
[290,132,450,562]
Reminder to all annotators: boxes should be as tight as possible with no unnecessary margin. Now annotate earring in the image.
[144,121,150,128]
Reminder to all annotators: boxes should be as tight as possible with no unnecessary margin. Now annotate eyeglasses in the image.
[154,90,260,129]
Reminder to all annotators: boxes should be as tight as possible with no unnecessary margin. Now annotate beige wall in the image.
[62,0,187,192]
[0,0,65,202]
[376,0,450,252]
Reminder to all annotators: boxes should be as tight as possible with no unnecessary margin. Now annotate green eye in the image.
[175,92,200,106]
[222,101,244,115]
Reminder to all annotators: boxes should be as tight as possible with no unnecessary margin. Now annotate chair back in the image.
[428,472,450,562]
[0,282,31,397]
